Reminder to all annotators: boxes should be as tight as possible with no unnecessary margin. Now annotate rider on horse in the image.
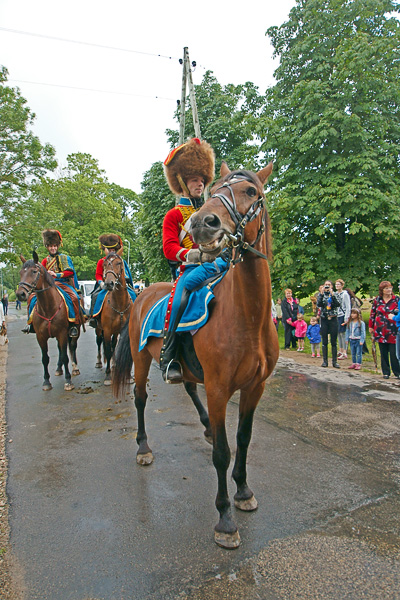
[88,234,134,328]
[160,137,227,383]
[22,229,80,336]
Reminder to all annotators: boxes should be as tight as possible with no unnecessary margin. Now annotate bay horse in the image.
[16,252,80,391]
[95,251,133,385]
[112,162,278,548]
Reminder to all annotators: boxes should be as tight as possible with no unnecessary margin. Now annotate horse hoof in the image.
[95,363,102,369]
[104,379,112,386]
[54,370,63,376]
[42,384,53,391]
[64,382,75,391]
[137,452,154,466]
[72,369,80,376]
[214,529,241,549]
[234,495,258,512]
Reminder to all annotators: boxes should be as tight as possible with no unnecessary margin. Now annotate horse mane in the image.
[217,169,273,261]
[24,259,56,287]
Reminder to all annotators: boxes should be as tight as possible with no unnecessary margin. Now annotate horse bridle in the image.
[103,256,126,289]
[18,264,51,294]
[210,175,268,263]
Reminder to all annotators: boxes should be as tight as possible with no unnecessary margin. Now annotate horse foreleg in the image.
[40,340,52,391]
[68,335,80,376]
[183,381,212,443]
[103,337,113,386]
[58,338,74,391]
[210,405,240,549]
[232,386,264,512]
[95,333,103,368]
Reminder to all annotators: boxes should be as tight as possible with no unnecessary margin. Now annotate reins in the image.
[211,175,268,265]
[18,264,53,294]
[104,256,131,323]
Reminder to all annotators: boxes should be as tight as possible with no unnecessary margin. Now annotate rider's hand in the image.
[48,270,57,277]
[185,249,201,263]
[99,281,105,289]
[200,253,217,264]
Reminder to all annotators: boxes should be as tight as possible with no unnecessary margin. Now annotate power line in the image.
[8,78,177,101]
[0,26,181,61]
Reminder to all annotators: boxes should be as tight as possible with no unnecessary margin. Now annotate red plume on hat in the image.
[164,138,215,196]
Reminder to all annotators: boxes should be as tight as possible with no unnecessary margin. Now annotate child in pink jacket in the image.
[294,313,308,351]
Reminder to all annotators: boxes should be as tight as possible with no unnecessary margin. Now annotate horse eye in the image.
[246,187,257,197]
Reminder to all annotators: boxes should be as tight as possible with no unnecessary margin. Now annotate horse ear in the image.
[220,161,231,177]
[256,162,273,186]
[33,251,39,263]
[20,254,26,264]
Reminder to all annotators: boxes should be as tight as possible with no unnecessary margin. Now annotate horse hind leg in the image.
[95,333,103,368]
[58,339,74,391]
[183,381,212,443]
[134,351,153,465]
[68,335,80,376]
[103,338,113,386]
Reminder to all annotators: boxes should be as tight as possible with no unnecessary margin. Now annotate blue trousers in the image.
[349,338,363,364]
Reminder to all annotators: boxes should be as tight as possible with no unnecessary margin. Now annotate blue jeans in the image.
[349,339,363,364]
[396,333,400,363]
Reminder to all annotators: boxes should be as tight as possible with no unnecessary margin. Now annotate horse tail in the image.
[112,315,133,399]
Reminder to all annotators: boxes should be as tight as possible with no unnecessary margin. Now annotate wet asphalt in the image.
[4,310,400,600]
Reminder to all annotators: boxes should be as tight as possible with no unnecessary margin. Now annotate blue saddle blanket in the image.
[28,283,79,323]
[139,258,228,351]
[93,287,137,316]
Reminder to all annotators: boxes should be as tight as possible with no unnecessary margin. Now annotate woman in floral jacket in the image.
[368,281,400,379]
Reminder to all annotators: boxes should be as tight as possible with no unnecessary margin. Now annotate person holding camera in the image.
[317,280,341,368]
[370,281,400,379]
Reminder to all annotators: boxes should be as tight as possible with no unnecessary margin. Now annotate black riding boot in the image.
[89,287,100,328]
[332,346,340,368]
[321,345,328,367]
[160,332,183,383]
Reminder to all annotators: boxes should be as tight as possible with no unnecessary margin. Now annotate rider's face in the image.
[186,176,205,199]
[47,244,59,255]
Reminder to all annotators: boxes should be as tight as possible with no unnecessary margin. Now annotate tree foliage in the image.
[261,0,400,296]
[0,66,57,210]
[3,153,140,280]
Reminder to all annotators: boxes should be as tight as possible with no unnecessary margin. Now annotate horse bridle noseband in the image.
[103,256,132,320]
[211,175,268,263]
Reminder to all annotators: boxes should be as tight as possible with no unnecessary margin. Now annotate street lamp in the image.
[124,239,131,267]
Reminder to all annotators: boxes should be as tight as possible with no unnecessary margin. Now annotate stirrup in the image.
[163,360,183,384]
[21,324,31,334]
[69,326,79,338]
[89,318,97,328]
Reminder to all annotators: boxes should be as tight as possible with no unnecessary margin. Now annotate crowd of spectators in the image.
[273,279,400,380]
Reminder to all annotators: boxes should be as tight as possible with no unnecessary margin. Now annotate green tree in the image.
[138,162,174,283]
[0,66,57,209]
[167,71,265,173]
[261,0,400,296]
[7,153,136,279]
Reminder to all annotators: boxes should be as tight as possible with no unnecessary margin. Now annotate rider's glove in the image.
[185,249,201,263]
[99,280,105,289]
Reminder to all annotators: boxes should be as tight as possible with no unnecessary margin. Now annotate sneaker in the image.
[317,354,320,358]
[337,352,343,359]
[354,364,361,370]
[342,353,348,359]
[297,348,301,352]
[348,364,356,369]
[311,353,315,358]
[338,354,345,360]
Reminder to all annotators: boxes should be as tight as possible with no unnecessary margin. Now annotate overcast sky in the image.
[0,0,295,193]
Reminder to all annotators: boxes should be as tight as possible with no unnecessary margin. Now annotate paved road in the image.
[5,312,400,599]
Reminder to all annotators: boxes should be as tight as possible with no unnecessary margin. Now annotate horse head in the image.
[191,162,273,260]
[16,252,51,301]
[103,252,124,291]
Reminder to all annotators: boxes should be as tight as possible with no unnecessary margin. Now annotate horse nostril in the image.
[204,214,221,229]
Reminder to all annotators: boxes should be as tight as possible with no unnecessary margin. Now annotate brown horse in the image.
[16,252,81,391]
[95,252,133,385]
[112,162,278,548]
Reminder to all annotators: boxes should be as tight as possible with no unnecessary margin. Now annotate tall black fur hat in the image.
[42,229,62,247]
[163,138,215,196]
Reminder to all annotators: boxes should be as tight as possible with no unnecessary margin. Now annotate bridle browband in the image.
[103,256,126,289]
[211,174,268,263]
